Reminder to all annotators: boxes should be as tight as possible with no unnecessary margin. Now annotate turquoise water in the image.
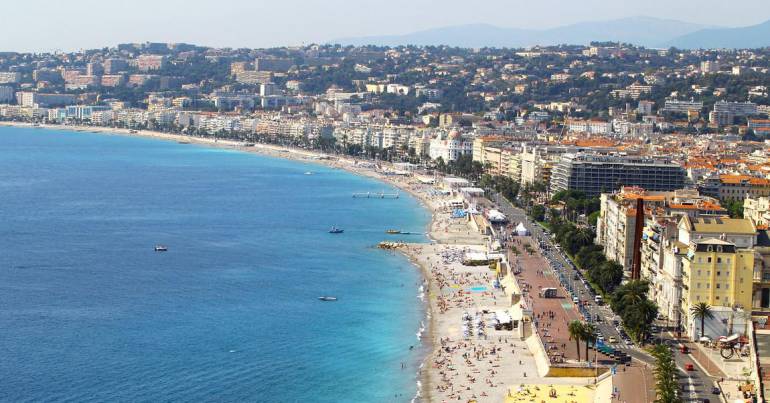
[0,127,431,402]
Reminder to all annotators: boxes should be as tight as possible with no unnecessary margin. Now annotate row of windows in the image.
[694,295,730,303]
[695,282,731,289]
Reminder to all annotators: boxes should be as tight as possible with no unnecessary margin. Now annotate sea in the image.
[0,126,431,402]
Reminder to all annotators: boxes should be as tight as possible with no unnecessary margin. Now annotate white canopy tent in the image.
[515,222,529,236]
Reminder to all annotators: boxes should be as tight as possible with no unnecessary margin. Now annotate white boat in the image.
[318,296,338,301]
[154,245,168,252]
[304,171,314,175]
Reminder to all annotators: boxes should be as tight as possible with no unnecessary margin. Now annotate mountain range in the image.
[332,16,770,49]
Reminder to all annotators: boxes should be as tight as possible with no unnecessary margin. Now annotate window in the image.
[725,284,729,290]
[707,257,712,263]
[716,283,721,289]
[717,271,721,276]
[716,296,720,300]
[706,284,710,289]
[697,295,701,301]
[697,270,701,276]
[717,257,722,263]
[697,283,701,289]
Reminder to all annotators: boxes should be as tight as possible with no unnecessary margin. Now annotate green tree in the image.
[568,320,584,362]
[690,302,714,339]
[581,323,597,362]
[651,344,682,403]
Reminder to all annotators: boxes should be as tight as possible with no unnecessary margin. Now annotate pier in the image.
[352,191,400,199]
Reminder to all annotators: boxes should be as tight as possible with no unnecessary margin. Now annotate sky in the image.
[1,0,769,52]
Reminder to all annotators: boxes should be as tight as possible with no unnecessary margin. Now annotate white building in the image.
[429,130,472,162]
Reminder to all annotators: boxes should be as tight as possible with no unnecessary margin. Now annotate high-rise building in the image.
[550,153,686,197]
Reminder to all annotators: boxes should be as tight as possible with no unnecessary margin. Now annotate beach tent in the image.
[515,222,529,236]
[486,209,507,223]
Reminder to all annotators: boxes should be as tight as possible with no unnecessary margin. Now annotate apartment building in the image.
[748,119,770,136]
[0,72,22,84]
[703,174,770,202]
[136,55,166,71]
[663,99,703,113]
[15,92,77,108]
[550,153,687,197]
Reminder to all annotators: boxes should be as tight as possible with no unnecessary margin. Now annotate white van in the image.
[594,295,603,305]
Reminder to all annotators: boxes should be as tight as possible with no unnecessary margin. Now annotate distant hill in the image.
[666,19,770,49]
[331,17,710,48]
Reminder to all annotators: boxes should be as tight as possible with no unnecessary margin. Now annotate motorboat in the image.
[318,296,338,301]
[385,229,401,234]
[329,226,344,234]
[154,245,168,252]
[304,171,314,175]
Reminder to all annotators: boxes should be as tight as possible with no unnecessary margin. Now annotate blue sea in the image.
[0,126,431,402]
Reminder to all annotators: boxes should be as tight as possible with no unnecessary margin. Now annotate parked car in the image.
[685,363,695,371]
[711,386,721,395]
[609,336,618,343]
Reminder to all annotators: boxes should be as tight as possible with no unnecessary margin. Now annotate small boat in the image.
[304,171,314,175]
[386,229,401,234]
[329,226,344,234]
[154,245,168,252]
[318,296,338,302]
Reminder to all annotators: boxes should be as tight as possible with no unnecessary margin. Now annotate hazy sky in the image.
[2,0,769,52]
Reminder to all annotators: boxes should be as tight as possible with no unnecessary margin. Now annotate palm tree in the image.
[651,344,682,403]
[574,227,594,246]
[582,323,597,362]
[690,302,714,339]
[568,321,584,361]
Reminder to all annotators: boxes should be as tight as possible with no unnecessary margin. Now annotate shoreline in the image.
[0,120,445,402]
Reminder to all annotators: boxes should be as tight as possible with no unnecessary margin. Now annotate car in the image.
[711,386,720,395]
[609,336,618,343]
[595,314,602,322]
[612,319,620,326]
[596,335,605,342]
[685,363,695,371]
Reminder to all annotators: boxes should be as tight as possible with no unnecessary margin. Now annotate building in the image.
[0,86,14,102]
[638,100,654,115]
[103,58,129,74]
[101,74,126,87]
[677,216,756,338]
[714,101,757,117]
[0,71,22,84]
[566,119,611,134]
[550,153,687,197]
[663,99,703,114]
[15,92,77,108]
[706,174,770,202]
[700,60,721,74]
[748,119,770,136]
[260,82,279,97]
[596,187,725,274]
[744,197,770,227]
[136,55,166,71]
[235,70,272,85]
[428,130,472,162]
